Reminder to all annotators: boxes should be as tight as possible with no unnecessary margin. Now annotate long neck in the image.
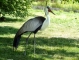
[45,10,50,21]
[44,14,50,26]
[46,14,50,21]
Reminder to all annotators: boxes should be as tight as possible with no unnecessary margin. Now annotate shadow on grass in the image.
[0,37,44,60]
[0,35,79,60]
[0,17,23,22]
[0,26,18,35]
[0,26,33,35]
[20,36,79,59]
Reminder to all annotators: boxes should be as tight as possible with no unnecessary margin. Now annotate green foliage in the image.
[0,0,33,17]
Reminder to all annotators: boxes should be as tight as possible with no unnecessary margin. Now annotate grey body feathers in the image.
[13,16,45,48]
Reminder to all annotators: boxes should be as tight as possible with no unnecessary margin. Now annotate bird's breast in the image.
[41,19,50,30]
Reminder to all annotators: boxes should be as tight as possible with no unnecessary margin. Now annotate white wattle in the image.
[41,15,50,30]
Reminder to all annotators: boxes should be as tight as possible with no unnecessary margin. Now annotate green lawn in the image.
[0,9,79,60]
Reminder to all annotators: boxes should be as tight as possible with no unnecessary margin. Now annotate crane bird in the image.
[13,6,55,54]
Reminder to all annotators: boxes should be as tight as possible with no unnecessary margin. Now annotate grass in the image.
[0,9,79,60]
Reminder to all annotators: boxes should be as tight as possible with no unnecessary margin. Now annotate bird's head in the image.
[44,6,55,15]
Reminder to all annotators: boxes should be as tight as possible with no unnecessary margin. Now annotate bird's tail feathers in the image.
[13,33,21,49]
[13,27,24,49]
[13,25,28,50]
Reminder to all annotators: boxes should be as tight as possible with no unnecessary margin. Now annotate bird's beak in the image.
[51,11,55,15]
[48,9,55,15]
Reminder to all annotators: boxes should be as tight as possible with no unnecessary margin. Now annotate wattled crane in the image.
[13,6,55,54]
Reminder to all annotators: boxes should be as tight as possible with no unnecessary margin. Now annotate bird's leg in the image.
[34,34,36,56]
[26,32,32,45]
[24,32,32,55]
[13,47,17,51]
